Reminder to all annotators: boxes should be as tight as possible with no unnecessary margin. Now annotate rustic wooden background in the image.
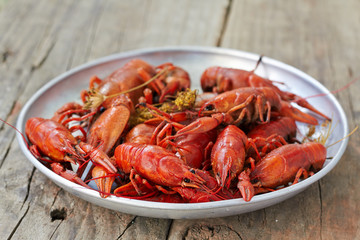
[0,0,359,239]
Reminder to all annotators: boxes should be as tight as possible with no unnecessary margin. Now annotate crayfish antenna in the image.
[302,119,335,146]
[317,120,334,146]
[326,125,358,149]
[290,77,359,121]
[250,55,263,74]
[0,118,30,150]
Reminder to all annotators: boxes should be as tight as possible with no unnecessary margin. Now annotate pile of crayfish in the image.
[25,58,332,203]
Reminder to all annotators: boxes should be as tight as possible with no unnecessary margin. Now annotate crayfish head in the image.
[198,103,216,117]
[181,168,206,189]
[199,94,232,116]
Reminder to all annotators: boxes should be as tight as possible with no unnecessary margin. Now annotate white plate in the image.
[16,46,349,219]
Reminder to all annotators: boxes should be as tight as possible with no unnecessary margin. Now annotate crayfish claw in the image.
[279,101,319,125]
[294,97,331,121]
[237,170,255,202]
[92,165,115,198]
[51,163,91,189]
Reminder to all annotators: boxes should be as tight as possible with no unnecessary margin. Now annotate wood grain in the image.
[0,0,359,239]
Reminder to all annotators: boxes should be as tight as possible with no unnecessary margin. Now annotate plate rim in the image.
[15,46,349,217]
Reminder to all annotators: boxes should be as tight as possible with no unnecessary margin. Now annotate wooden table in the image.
[1,0,359,239]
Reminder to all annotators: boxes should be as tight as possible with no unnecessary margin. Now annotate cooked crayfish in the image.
[25,117,117,174]
[113,143,213,196]
[247,117,298,159]
[155,62,191,103]
[211,125,259,188]
[199,87,319,125]
[19,58,351,204]
[25,117,82,164]
[82,59,156,108]
[238,142,326,201]
[201,64,330,121]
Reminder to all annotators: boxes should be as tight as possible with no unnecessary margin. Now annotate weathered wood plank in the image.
[217,0,360,239]
[1,0,359,239]
[0,0,228,239]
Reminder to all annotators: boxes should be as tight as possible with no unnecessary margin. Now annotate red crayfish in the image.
[200,62,330,121]
[238,142,326,201]
[17,57,352,204]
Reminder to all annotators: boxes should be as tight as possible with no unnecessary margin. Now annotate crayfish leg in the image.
[68,125,87,142]
[143,88,153,104]
[259,134,288,157]
[76,142,117,174]
[175,114,223,136]
[29,145,42,160]
[130,169,144,195]
[246,157,256,172]
[227,94,254,115]
[137,68,162,95]
[29,145,55,163]
[232,108,251,125]
[89,75,103,89]
[153,122,173,146]
[51,102,84,123]
[246,139,261,161]
[155,185,177,195]
[201,141,214,170]
[114,178,157,198]
[292,168,309,185]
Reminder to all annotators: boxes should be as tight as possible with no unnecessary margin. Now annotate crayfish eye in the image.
[190,169,195,174]
[251,179,259,184]
[205,104,214,111]
[203,86,213,92]
[138,102,147,107]
[184,178,191,183]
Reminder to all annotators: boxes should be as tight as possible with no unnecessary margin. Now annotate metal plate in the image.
[16,46,349,219]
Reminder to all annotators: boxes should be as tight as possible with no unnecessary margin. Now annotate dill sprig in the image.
[174,88,197,111]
